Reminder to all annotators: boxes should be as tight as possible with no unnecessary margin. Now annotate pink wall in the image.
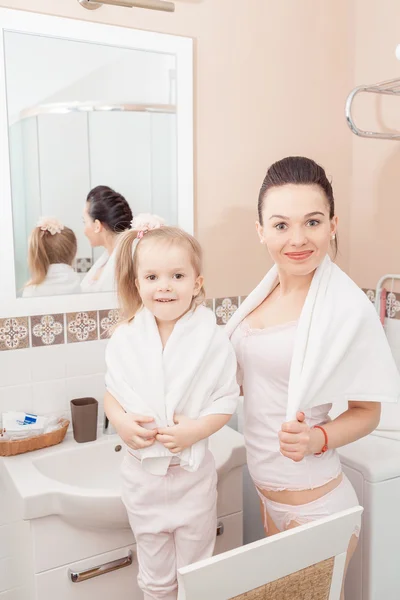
[349,0,400,290]
[1,0,355,297]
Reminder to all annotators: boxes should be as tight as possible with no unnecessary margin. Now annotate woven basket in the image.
[231,557,334,600]
[0,418,69,457]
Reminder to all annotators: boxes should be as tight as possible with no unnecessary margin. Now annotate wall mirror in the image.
[0,9,193,316]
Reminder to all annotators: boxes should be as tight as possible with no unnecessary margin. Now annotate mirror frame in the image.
[0,8,193,317]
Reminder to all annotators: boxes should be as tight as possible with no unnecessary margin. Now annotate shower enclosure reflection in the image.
[9,103,177,294]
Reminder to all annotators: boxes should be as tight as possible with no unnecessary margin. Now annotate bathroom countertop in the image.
[1,425,246,525]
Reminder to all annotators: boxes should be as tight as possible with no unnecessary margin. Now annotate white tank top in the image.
[231,319,342,491]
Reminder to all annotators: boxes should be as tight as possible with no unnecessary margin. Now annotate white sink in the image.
[34,436,123,490]
[1,427,245,529]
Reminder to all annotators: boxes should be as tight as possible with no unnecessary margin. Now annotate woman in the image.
[225,156,400,597]
[81,185,133,293]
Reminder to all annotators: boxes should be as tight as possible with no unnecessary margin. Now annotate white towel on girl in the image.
[22,264,81,297]
[225,255,400,422]
[105,305,239,476]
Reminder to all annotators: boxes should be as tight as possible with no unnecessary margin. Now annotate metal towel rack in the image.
[345,77,400,140]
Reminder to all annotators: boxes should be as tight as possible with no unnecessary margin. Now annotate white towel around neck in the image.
[105,305,239,475]
[22,264,81,297]
[225,255,400,422]
[81,249,117,293]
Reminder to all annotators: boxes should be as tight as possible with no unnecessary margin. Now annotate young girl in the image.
[225,156,400,599]
[104,220,239,600]
[23,216,81,297]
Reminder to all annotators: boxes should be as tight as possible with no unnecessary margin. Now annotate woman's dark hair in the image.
[86,185,133,233]
[257,156,338,256]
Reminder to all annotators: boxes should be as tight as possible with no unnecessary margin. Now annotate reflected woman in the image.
[81,185,133,293]
[23,217,81,297]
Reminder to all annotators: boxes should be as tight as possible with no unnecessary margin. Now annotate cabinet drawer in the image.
[214,512,243,555]
[35,545,140,600]
[35,515,242,599]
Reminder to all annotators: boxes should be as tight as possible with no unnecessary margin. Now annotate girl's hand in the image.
[279,411,314,462]
[156,415,204,454]
[115,413,157,450]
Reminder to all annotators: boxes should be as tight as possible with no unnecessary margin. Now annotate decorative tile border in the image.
[0,317,29,351]
[365,289,376,303]
[66,311,98,344]
[31,314,64,347]
[387,292,400,319]
[99,309,120,337]
[363,288,400,320]
[3,289,398,352]
[215,297,239,325]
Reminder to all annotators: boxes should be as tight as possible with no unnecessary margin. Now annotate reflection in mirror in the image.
[22,217,81,298]
[4,31,177,297]
[81,185,133,293]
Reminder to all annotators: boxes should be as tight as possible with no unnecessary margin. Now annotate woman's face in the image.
[256,184,338,277]
[83,202,101,248]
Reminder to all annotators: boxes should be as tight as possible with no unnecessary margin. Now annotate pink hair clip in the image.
[37,216,64,236]
[131,213,166,240]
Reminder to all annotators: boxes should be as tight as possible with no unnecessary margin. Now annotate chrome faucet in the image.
[103,414,116,435]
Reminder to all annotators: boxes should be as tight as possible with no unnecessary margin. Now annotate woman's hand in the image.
[279,412,325,462]
[156,415,205,454]
[114,413,157,450]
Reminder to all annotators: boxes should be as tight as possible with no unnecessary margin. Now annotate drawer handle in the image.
[216,522,224,536]
[68,551,133,583]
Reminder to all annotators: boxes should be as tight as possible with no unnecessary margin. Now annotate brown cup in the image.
[70,397,98,443]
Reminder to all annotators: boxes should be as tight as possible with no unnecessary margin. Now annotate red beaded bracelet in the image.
[313,425,329,455]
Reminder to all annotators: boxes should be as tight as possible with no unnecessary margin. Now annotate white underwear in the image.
[256,474,361,537]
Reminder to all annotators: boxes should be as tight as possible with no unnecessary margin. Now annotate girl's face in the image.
[135,240,203,324]
[256,184,338,277]
[83,202,102,247]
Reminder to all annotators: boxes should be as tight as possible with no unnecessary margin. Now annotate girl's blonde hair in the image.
[115,226,206,323]
[26,226,78,287]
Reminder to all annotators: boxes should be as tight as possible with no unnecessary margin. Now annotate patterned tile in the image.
[0,317,29,351]
[386,291,400,319]
[76,257,93,273]
[363,288,400,319]
[66,311,98,343]
[215,297,239,325]
[99,309,120,337]
[364,289,375,303]
[31,314,64,347]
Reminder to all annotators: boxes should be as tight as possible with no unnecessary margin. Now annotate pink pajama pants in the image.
[120,450,217,600]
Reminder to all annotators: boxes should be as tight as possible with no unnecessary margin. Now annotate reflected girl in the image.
[23,217,81,297]
[81,185,133,293]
